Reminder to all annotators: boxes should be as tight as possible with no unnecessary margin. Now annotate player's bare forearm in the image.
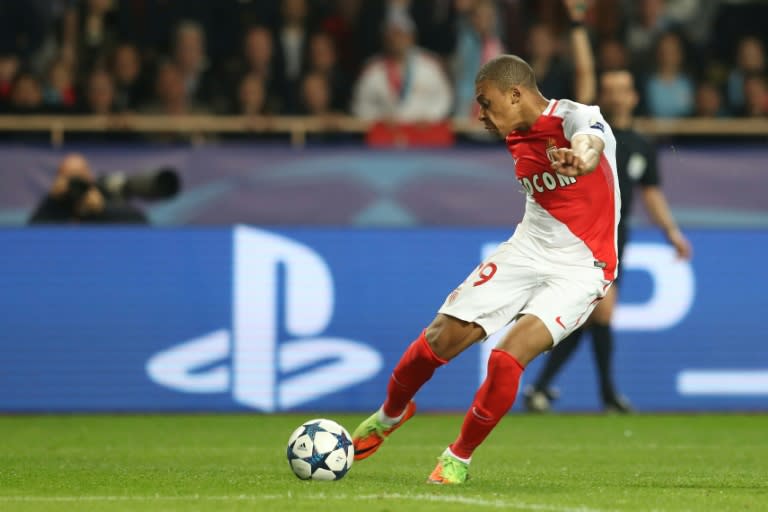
[571,134,604,170]
[551,134,604,177]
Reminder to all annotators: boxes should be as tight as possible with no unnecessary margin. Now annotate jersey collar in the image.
[506,99,558,141]
[542,98,558,116]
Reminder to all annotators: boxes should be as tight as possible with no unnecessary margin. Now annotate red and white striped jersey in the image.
[505,99,621,280]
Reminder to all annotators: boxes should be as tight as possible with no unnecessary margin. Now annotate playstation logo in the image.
[146,226,383,411]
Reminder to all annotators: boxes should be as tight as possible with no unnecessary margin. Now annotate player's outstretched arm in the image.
[550,134,604,177]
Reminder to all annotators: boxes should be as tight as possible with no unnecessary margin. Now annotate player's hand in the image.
[77,187,105,216]
[564,0,590,22]
[550,148,592,177]
[666,228,692,260]
[50,175,70,198]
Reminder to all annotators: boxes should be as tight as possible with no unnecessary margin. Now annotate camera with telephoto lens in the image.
[96,167,181,201]
[66,167,181,203]
[65,168,181,214]
[64,176,93,204]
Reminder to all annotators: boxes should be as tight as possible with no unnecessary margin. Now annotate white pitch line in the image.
[0,493,611,512]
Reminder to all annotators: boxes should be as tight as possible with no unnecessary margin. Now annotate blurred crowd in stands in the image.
[0,0,766,122]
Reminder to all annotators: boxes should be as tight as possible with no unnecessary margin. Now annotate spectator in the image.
[111,43,147,111]
[237,73,268,116]
[303,72,357,142]
[591,0,624,42]
[304,31,350,112]
[624,0,675,72]
[693,81,723,118]
[727,36,765,113]
[172,21,215,106]
[0,54,20,105]
[351,11,452,122]
[0,0,765,126]
[453,0,474,24]
[0,2,52,65]
[77,0,120,72]
[663,0,720,48]
[525,0,568,30]
[144,62,208,116]
[299,72,336,116]
[597,39,630,73]
[239,26,282,113]
[356,0,406,64]
[694,82,723,117]
[236,1,280,37]
[242,26,275,78]
[356,0,456,72]
[82,68,115,114]
[276,0,311,111]
[43,59,77,110]
[407,0,458,60]
[56,44,79,82]
[525,23,572,102]
[453,0,504,119]
[9,73,45,113]
[140,62,210,143]
[741,73,768,117]
[645,31,694,118]
[321,0,365,78]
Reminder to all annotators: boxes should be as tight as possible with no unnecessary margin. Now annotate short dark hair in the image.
[475,54,537,91]
[599,68,636,85]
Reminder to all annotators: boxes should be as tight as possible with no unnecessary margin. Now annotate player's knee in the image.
[495,315,553,366]
[424,318,453,359]
[494,339,547,367]
[424,315,482,360]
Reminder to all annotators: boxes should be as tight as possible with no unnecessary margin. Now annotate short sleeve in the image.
[562,104,608,142]
[639,138,660,187]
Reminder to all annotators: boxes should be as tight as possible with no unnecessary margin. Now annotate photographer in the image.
[29,153,148,224]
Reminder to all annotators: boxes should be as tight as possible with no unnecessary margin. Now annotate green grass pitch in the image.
[1,413,766,511]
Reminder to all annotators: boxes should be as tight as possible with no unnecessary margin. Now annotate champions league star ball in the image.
[286,418,354,481]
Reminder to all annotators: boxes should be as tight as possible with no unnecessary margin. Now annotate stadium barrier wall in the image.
[1,226,765,413]
[0,115,766,147]
[2,145,768,228]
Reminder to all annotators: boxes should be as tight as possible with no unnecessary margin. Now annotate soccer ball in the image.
[286,418,354,481]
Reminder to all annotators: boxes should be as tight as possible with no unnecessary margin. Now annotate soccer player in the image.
[352,54,620,484]
[524,70,692,414]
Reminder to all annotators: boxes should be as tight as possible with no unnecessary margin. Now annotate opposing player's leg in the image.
[353,314,485,461]
[588,285,632,412]
[429,273,610,484]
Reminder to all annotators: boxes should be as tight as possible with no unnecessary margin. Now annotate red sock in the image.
[450,349,524,459]
[382,330,447,418]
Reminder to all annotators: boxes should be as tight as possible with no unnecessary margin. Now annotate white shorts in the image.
[438,239,612,345]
